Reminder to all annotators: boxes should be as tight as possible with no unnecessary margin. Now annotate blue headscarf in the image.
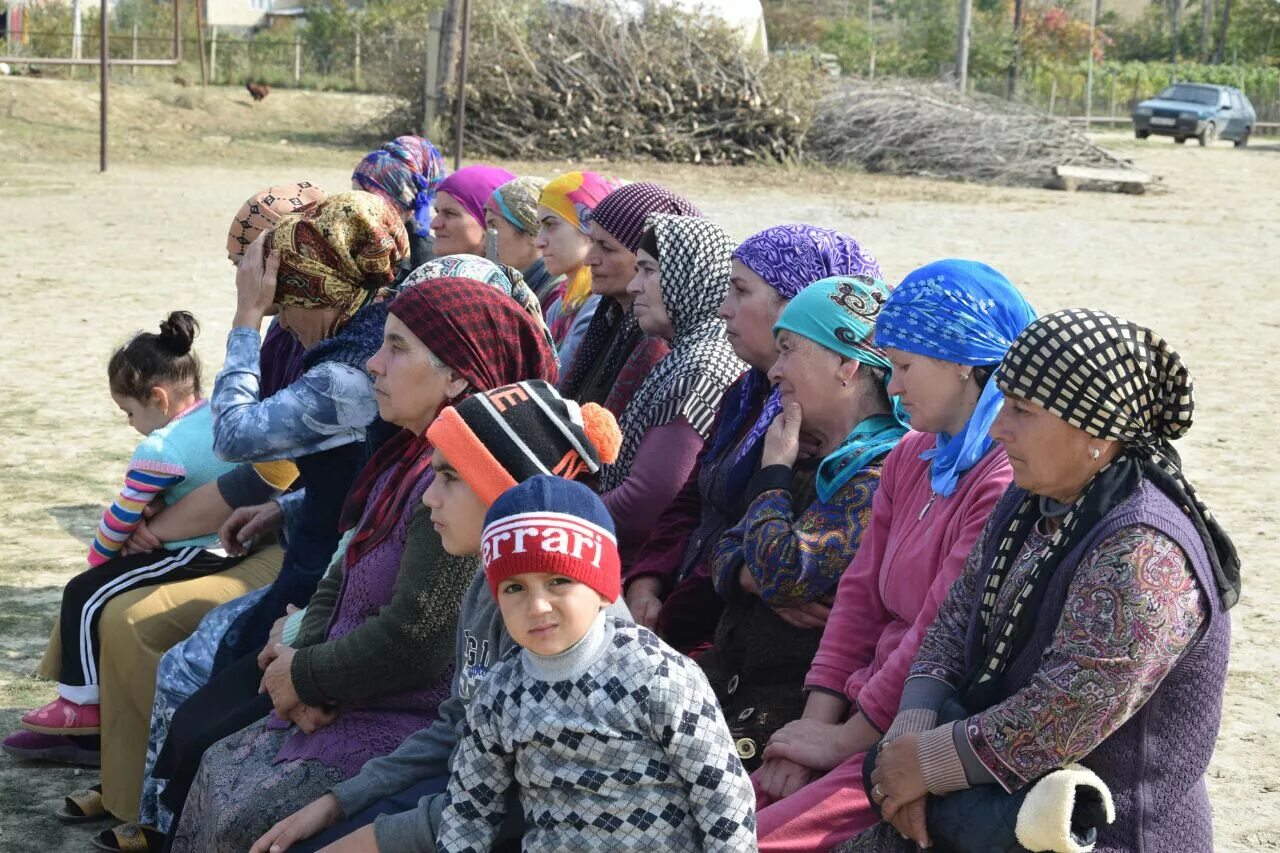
[352,136,447,238]
[874,259,1037,497]
[773,275,909,501]
[707,225,883,495]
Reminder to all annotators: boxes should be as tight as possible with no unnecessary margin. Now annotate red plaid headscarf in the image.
[340,277,560,566]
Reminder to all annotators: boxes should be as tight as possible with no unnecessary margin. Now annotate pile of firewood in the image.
[434,2,820,164]
[808,79,1147,187]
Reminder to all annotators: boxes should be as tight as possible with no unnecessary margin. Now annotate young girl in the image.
[20,311,239,738]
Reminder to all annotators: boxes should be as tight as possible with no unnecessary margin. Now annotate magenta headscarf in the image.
[435,165,518,227]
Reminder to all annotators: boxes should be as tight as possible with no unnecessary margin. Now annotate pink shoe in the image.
[20,698,102,736]
[2,729,101,766]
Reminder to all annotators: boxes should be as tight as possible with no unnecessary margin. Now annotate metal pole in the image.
[210,25,218,83]
[353,28,361,88]
[1085,0,1097,124]
[131,22,137,78]
[194,0,208,86]
[293,33,300,83]
[99,0,108,172]
[452,0,469,170]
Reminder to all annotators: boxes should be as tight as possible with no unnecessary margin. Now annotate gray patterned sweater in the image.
[436,612,758,852]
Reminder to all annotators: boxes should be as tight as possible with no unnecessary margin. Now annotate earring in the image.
[1089,447,1101,460]
[841,379,848,387]
[959,371,970,381]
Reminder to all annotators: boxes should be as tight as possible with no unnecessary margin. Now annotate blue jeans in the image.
[294,777,448,853]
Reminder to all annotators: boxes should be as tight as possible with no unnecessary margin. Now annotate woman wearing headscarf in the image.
[842,309,1237,853]
[698,275,908,776]
[558,182,699,419]
[535,170,622,368]
[352,136,447,271]
[484,177,555,301]
[165,278,561,853]
[751,260,1035,852]
[398,253,555,357]
[430,165,516,257]
[624,224,882,652]
[599,213,746,565]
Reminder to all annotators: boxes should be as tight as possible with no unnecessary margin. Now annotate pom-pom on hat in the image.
[482,476,621,602]
[426,380,621,507]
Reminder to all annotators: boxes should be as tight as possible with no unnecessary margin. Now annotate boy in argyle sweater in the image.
[436,476,757,852]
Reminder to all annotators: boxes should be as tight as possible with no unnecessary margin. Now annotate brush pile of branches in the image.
[391,1,823,164]
[808,79,1146,187]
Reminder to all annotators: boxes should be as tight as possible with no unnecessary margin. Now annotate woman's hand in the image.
[220,501,284,556]
[260,644,302,719]
[870,733,929,824]
[234,232,281,330]
[624,577,664,630]
[886,797,931,849]
[121,502,165,555]
[772,600,832,629]
[762,402,803,469]
[755,755,815,802]
[259,604,301,670]
[764,717,860,772]
[289,703,338,736]
[250,793,343,853]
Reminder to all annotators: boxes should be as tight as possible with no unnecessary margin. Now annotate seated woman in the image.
[484,177,554,302]
[623,223,882,651]
[165,277,562,852]
[558,181,700,419]
[429,164,516,257]
[843,309,1238,853]
[752,260,1035,852]
[352,135,447,272]
[535,170,621,369]
[698,275,908,774]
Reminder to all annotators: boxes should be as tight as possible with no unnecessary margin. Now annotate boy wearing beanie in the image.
[253,381,627,853]
[437,476,757,853]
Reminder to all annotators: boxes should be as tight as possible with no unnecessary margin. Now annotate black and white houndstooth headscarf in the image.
[963,308,1240,708]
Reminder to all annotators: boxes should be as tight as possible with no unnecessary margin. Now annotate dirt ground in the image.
[1,77,1277,850]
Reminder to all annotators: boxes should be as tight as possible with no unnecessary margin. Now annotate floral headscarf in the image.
[487,176,547,236]
[267,191,410,322]
[352,136,447,237]
[226,182,327,262]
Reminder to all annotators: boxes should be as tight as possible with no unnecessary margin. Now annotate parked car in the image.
[1132,83,1255,147]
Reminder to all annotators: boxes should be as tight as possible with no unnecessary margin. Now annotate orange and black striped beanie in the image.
[426,380,621,507]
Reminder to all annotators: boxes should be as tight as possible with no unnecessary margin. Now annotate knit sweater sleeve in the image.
[291,505,476,707]
[958,525,1206,793]
[89,460,185,566]
[647,652,758,851]
[716,465,880,606]
[852,468,1009,730]
[435,673,517,853]
[211,327,377,463]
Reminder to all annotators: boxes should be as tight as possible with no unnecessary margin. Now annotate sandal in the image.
[54,784,109,823]
[92,823,163,852]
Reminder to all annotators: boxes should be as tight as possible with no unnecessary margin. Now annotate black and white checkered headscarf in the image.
[963,309,1240,708]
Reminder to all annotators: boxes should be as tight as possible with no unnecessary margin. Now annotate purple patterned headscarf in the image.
[731,224,882,298]
[710,224,885,483]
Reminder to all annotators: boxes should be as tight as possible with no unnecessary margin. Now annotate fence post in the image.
[131,22,138,78]
[354,30,362,88]
[1109,71,1117,117]
[1049,76,1057,114]
[424,10,442,138]
[210,26,218,83]
[294,34,301,84]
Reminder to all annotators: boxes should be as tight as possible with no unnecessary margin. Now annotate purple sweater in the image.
[269,465,452,778]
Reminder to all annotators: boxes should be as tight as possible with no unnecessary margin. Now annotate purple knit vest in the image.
[965,481,1230,853]
[270,464,453,778]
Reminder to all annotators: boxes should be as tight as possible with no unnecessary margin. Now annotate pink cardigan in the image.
[805,430,1013,731]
